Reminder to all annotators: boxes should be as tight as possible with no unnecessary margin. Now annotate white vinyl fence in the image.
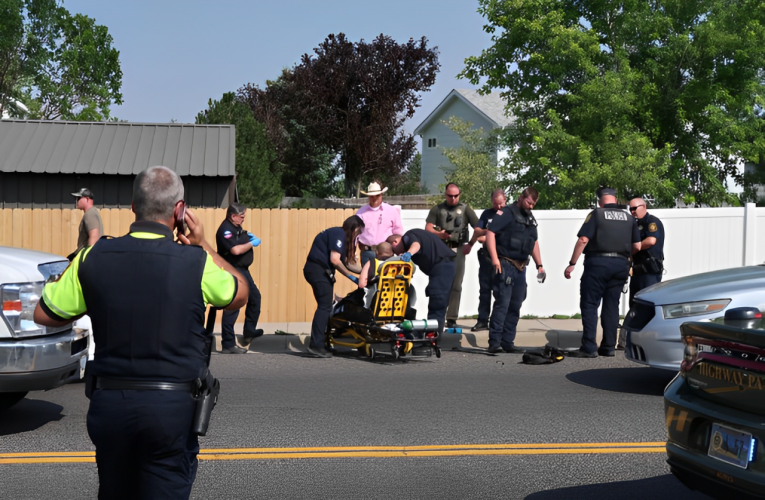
[399,204,765,318]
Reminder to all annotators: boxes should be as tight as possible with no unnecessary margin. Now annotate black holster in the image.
[634,257,663,275]
[192,367,220,436]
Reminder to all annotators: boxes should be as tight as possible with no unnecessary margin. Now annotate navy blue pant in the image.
[476,248,493,324]
[425,259,457,332]
[629,273,662,308]
[221,267,261,348]
[87,389,199,500]
[580,256,631,353]
[489,261,527,349]
[304,262,334,349]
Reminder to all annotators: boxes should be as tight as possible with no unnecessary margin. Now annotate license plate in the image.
[708,424,755,469]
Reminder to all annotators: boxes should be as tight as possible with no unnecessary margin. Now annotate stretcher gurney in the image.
[326,261,441,360]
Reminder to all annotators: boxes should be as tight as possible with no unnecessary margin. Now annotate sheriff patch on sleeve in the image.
[649,223,657,232]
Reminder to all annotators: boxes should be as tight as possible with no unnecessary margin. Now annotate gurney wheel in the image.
[434,346,441,359]
[366,345,376,360]
[390,345,400,361]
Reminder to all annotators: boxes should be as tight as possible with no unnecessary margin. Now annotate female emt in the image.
[303,215,365,358]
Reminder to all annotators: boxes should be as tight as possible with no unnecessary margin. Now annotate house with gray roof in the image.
[414,89,513,194]
[0,120,237,208]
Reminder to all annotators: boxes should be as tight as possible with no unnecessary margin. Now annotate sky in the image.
[64,0,494,142]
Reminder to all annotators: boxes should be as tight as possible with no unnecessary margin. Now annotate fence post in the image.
[744,202,757,266]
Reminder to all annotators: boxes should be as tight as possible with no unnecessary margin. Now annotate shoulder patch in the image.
[223,230,232,239]
[496,209,503,216]
[648,223,658,232]
[336,239,343,248]
[584,213,592,223]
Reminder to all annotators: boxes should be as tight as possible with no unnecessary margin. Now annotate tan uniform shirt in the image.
[77,207,104,251]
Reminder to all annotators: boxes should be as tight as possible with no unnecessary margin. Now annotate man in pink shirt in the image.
[356,181,405,266]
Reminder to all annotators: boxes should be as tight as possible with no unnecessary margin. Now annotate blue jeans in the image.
[488,261,527,349]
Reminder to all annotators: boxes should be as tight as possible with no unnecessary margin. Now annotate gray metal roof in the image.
[414,89,514,135]
[0,120,236,177]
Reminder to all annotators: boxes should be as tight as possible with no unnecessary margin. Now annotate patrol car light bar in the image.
[0,282,45,338]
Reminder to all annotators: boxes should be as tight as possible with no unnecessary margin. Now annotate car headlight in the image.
[662,299,731,319]
[1,282,45,338]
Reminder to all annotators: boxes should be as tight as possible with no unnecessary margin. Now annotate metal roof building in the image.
[0,120,237,208]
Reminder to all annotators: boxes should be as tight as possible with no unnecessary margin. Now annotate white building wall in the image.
[419,98,497,194]
[398,205,764,319]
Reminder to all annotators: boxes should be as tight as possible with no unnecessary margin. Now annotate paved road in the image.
[0,349,707,499]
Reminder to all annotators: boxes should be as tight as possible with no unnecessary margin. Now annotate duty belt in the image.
[589,252,629,260]
[96,377,196,392]
[499,255,529,271]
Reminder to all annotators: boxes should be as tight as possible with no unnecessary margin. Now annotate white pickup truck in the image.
[0,246,90,410]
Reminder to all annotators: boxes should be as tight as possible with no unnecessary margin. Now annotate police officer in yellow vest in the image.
[425,183,479,328]
[34,166,249,499]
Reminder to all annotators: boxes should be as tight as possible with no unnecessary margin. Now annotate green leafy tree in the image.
[240,33,440,198]
[363,153,427,196]
[461,0,765,208]
[437,117,503,209]
[196,93,283,208]
[239,70,343,199]
[0,0,122,121]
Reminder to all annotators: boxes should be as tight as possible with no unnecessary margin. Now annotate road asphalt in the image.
[1,340,702,500]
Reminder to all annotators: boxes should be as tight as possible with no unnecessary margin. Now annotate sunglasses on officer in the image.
[629,204,645,212]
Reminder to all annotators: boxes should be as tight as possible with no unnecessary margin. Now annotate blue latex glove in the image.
[346,274,359,284]
[247,232,261,247]
[401,252,412,262]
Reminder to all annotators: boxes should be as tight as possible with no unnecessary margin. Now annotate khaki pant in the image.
[446,247,466,321]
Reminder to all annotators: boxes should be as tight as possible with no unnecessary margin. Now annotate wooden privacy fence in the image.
[0,208,359,323]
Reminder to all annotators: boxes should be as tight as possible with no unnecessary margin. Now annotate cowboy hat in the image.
[361,182,388,196]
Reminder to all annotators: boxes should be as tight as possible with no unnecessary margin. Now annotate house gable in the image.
[414,89,511,194]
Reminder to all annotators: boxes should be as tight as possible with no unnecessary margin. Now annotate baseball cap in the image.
[71,188,94,199]
[596,186,616,199]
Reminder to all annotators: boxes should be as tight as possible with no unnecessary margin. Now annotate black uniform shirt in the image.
[306,227,347,270]
[578,203,640,245]
[477,207,501,231]
[635,212,665,261]
[401,228,455,275]
[216,218,253,268]
[486,203,538,260]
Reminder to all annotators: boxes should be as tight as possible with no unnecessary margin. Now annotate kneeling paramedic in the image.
[34,166,249,500]
[387,229,456,333]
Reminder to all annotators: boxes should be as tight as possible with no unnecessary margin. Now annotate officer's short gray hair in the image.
[133,166,184,221]
[227,202,246,218]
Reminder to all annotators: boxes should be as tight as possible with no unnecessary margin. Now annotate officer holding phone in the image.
[33,166,249,500]
[215,203,264,353]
